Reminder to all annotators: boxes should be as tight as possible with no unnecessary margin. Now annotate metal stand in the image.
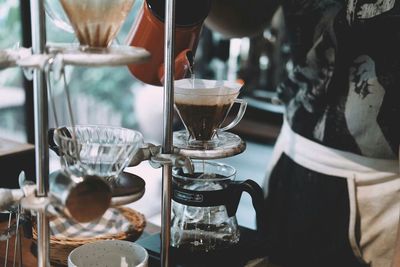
[24,0,248,266]
[23,0,213,266]
[0,1,251,266]
[26,0,177,266]
[25,0,159,266]
[30,0,50,266]
[161,0,175,266]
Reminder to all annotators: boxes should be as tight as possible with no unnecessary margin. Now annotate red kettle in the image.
[127,0,211,86]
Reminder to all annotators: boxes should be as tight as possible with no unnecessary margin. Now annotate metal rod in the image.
[30,0,50,266]
[19,0,35,144]
[4,212,12,267]
[13,209,20,267]
[161,0,175,266]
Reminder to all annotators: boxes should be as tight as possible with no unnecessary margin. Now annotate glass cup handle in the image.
[44,0,75,33]
[218,98,247,132]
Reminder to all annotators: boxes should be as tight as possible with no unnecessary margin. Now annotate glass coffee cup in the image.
[171,160,264,252]
[174,79,247,149]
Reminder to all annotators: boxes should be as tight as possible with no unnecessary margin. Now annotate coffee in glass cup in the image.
[174,78,247,148]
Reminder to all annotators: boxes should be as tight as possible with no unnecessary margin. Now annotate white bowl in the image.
[68,240,148,267]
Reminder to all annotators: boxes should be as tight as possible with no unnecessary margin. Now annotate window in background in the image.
[0,0,25,142]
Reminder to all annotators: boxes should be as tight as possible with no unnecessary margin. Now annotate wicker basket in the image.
[32,207,146,266]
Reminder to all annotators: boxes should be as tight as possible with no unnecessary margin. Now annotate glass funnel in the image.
[54,125,143,180]
[174,78,246,149]
[46,0,135,48]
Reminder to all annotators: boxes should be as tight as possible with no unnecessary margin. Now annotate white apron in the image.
[264,120,400,267]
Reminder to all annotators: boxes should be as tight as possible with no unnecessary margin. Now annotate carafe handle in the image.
[218,99,247,132]
[227,180,266,234]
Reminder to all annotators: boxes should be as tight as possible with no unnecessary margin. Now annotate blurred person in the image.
[206,1,400,266]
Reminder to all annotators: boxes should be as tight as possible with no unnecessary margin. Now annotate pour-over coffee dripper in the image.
[52,125,144,202]
[45,0,135,50]
[53,125,143,179]
[173,78,247,150]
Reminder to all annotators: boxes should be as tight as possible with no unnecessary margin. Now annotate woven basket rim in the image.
[32,206,146,245]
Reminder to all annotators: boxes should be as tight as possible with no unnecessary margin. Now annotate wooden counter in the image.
[0,138,35,189]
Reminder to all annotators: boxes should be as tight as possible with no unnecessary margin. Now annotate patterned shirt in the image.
[279,0,400,159]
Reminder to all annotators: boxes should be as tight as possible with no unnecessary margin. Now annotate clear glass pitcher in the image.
[171,160,264,252]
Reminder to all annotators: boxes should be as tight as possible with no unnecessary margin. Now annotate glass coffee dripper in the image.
[45,0,135,50]
[174,78,247,150]
[171,160,264,252]
[52,125,143,181]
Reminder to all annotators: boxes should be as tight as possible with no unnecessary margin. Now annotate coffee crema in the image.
[175,102,232,141]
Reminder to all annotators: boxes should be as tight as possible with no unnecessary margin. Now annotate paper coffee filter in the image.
[174,78,243,105]
[175,93,238,105]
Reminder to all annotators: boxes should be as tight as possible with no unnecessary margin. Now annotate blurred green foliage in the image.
[0,0,22,88]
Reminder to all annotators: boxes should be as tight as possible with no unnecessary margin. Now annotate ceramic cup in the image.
[68,240,148,267]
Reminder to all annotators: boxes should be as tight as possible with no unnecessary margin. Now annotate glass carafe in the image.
[171,160,264,252]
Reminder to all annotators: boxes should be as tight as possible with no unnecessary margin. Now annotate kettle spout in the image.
[158,49,194,85]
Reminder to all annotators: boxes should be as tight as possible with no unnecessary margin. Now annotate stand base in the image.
[110,172,146,206]
[173,131,246,159]
[136,226,268,267]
